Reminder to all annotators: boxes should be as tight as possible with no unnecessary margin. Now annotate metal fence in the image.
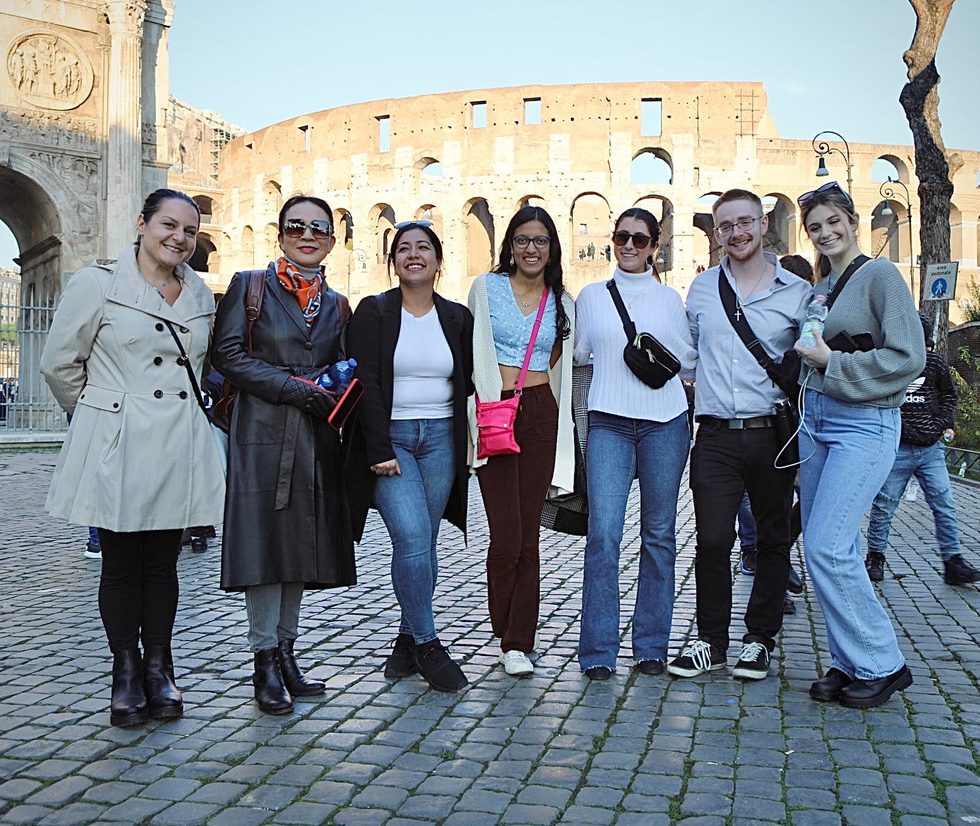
[0,300,67,432]
[945,445,980,482]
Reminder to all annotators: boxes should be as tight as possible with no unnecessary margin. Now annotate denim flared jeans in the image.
[578,410,690,670]
[799,388,906,680]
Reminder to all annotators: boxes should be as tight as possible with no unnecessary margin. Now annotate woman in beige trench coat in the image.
[41,188,225,727]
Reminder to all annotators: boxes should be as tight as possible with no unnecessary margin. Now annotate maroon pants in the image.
[477,383,558,653]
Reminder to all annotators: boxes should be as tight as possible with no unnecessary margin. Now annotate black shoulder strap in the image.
[164,321,209,417]
[824,255,870,310]
[606,280,636,341]
[717,265,779,376]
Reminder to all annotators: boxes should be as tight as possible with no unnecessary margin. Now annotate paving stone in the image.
[149,802,221,825]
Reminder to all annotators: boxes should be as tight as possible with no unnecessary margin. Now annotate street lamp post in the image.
[347,248,367,297]
[879,176,916,304]
[812,130,853,195]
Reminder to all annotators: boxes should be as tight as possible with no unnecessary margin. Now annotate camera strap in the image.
[824,255,870,310]
[717,265,782,386]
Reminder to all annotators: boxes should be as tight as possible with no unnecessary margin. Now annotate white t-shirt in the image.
[391,306,454,420]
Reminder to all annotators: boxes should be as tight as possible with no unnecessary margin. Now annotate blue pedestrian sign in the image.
[924,262,958,302]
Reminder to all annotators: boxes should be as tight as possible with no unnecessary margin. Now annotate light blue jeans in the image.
[579,411,690,670]
[867,442,960,561]
[374,417,455,645]
[799,389,905,680]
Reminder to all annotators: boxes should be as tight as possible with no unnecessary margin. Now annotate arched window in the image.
[463,198,494,277]
[631,149,673,186]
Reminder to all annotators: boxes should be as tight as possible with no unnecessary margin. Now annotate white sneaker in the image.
[499,649,533,677]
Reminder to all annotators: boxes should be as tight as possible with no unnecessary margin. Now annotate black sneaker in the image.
[865,551,885,582]
[667,640,726,678]
[740,548,757,575]
[413,639,468,693]
[944,555,980,586]
[635,660,665,676]
[384,634,416,679]
[787,565,804,594]
[584,666,613,681]
[190,537,208,554]
[782,595,796,615]
[732,641,770,681]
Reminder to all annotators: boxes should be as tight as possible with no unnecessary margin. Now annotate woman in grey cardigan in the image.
[794,182,925,710]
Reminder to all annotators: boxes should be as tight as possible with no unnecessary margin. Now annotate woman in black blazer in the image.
[346,221,474,693]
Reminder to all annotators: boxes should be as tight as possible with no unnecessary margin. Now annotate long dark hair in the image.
[494,206,570,341]
[614,207,661,279]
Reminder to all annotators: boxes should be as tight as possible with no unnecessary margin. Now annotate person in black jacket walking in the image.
[865,312,980,587]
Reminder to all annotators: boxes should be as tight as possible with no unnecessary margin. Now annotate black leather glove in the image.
[279,376,336,418]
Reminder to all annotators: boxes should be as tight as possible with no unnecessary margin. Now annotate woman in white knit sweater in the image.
[575,208,697,681]
[468,206,575,678]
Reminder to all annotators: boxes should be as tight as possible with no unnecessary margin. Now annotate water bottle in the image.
[315,358,358,393]
[798,295,828,349]
[904,479,920,502]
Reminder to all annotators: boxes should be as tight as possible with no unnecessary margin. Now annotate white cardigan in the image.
[467,273,576,497]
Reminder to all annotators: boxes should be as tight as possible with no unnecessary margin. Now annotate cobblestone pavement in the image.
[0,448,978,826]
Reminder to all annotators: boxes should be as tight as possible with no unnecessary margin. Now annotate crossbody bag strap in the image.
[244,268,268,352]
[824,254,870,310]
[717,265,780,378]
[164,321,209,417]
[606,280,637,340]
[514,286,550,395]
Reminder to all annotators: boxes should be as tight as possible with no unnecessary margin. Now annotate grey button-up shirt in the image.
[686,253,812,418]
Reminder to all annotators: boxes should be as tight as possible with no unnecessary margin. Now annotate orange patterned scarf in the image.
[276,257,323,327]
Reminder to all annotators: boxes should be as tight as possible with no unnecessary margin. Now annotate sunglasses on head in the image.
[394,219,434,230]
[612,231,652,249]
[282,218,333,239]
[797,180,853,208]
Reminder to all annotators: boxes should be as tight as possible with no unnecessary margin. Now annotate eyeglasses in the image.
[513,235,551,249]
[714,217,761,237]
[282,218,333,239]
[394,219,434,230]
[797,180,852,208]
[611,231,653,249]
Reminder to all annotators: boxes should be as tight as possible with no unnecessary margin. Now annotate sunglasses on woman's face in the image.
[282,219,333,239]
[612,231,652,249]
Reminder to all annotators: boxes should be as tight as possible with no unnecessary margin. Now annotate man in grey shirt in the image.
[669,189,811,682]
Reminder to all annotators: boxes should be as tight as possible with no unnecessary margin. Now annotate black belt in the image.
[697,415,776,430]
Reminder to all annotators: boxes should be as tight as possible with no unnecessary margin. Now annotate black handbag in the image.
[606,280,680,390]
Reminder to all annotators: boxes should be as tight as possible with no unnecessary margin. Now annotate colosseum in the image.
[177,81,980,317]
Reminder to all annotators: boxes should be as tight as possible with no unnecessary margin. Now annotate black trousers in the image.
[689,425,795,653]
[96,529,182,653]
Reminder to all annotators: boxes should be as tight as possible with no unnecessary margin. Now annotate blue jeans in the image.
[374,418,455,645]
[867,442,960,561]
[736,492,756,551]
[88,526,101,550]
[579,411,690,670]
[799,389,905,680]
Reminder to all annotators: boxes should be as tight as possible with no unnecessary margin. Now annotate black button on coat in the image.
[211,265,356,592]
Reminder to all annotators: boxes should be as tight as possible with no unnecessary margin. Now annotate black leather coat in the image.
[212,265,355,591]
[345,288,474,542]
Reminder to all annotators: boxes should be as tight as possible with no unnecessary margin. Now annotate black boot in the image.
[143,645,183,720]
[253,648,292,715]
[277,639,326,696]
[110,648,149,727]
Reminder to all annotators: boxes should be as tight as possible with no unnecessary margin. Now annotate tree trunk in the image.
[899,0,961,357]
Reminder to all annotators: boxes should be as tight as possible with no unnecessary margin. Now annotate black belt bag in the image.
[606,280,680,390]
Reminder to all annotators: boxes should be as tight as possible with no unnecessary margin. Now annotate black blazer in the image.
[345,288,474,542]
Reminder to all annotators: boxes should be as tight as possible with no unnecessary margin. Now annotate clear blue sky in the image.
[2,0,978,271]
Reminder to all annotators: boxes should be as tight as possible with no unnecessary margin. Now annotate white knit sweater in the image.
[467,273,576,497]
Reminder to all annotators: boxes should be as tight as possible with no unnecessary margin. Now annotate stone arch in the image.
[872,200,905,263]
[333,208,353,249]
[263,222,278,264]
[516,195,547,210]
[264,179,282,214]
[188,232,217,272]
[570,192,612,266]
[693,192,723,268]
[633,195,675,274]
[193,195,215,223]
[414,204,443,238]
[951,202,963,261]
[241,226,255,269]
[631,148,673,185]
[871,154,910,184]
[369,203,397,265]
[463,197,494,277]
[417,157,444,178]
[762,193,796,255]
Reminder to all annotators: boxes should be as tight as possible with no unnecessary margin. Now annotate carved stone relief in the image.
[27,150,100,261]
[0,107,99,153]
[6,31,94,111]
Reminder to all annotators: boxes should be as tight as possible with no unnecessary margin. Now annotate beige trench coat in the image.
[41,245,225,532]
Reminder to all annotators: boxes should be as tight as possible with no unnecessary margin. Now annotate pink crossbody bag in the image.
[475,286,550,460]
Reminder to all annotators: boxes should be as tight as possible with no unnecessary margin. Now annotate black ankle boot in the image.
[143,645,183,720]
[253,648,292,715]
[110,648,149,727]
[277,639,326,696]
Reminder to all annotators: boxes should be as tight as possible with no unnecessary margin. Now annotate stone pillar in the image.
[105,0,147,254]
